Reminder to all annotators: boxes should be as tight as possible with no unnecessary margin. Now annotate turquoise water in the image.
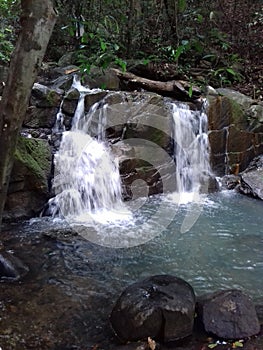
[1,190,262,348]
[22,190,263,299]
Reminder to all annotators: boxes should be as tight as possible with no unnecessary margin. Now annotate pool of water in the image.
[1,191,262,349]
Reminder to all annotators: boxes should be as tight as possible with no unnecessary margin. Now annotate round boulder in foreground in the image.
[197,289,260,339]
[110,275,196,343]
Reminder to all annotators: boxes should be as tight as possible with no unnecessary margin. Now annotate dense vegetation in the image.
[1,0,262,98]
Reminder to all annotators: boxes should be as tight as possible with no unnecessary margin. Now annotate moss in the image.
[46,89,61,107]
[228,98,248,128]
[14,137,51,181]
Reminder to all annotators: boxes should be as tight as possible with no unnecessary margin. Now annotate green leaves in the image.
[233,341,244,348]
[178,0,187,13]
[208,344,218,349]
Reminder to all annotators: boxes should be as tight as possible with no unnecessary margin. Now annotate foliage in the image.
[5,0,262,95]
[0,0,19,63]
[73,16,127,73]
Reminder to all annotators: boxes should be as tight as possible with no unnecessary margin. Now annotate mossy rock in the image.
[13,137,51,189]
[228,98,248,128]
[5,137,52,220]
[208,95,248,130]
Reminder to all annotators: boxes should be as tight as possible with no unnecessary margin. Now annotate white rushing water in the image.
[168,101,211,204]
[49,80,128,224]
[49,81,212,244]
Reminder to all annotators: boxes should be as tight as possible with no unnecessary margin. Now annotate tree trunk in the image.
[0,0,57,229]
[111,68,201,100]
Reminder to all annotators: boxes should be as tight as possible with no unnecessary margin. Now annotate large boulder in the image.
[207,88,263,176]
[103,92,175,197]
[110,275,196,343]
[4,137,52,220]
[197,289,260,339]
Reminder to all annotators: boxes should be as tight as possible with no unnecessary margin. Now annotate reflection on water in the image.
[0,191,262,349]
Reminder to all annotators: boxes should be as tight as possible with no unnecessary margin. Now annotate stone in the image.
[208,91,263,176]
[197,290,260,339]
[208,95,247,131]
[107,91,175,197]
[57,52,75,67]
[50,74,75,91]
[0,251,29,280]
[81,67,120,90]
[61,98,79,116]
[110,275,196,343]
[4,137,52,220]
[84,90,108,111]
[216,88,254,110]
[24,106,58,128]
[30,83,63,108]
[246,104,263,133]
[221,175,240,190]
[208,129,227,156]
[239,155,263,200]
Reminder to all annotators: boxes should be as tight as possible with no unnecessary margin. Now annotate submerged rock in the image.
[110,275,196,343]
[0,251,28,280]
[197,289,260,339]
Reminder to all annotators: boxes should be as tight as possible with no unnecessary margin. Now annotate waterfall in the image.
[49,79,212,230]
[49,80,125,223]
[169,101,211,203]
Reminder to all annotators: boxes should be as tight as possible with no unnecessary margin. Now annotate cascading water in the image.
[49,79,212,244]
[169,101,211,203]
[49,79,125,223]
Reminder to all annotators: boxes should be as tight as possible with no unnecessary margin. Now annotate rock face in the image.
[110,275,196,343]
[4,137,52,220]
[208,88,263,176]
[103,91,175,197]
[238,155,263,199]
[197,289,260,339]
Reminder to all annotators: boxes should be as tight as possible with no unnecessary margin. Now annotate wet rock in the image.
[50,73,75,91]
[208,91,263,176]
[197,290,260,339]
[24,106,58,129]
[221,174,240,190]
[31,83,63,108]
[61,96,79,116]
[239,155,263,200]
[0,251,29,280]
[84,90,108,111]
[61,88,107,116]
[239,168,263,199]
[110,275,196,343]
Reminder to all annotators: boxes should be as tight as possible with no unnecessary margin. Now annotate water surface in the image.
[1,191,262,349]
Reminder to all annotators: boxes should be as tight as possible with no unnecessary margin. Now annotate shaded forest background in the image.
[1,0,263,99]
